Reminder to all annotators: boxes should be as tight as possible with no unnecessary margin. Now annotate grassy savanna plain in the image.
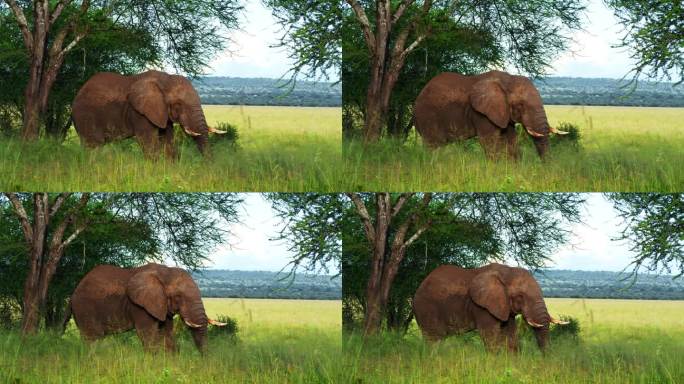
[344,106,684,191]
[0,298,341,383]
[344,298,684,383]
[0,105,341,192]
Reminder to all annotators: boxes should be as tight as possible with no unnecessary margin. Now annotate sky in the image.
[210,0,636,80]
[207,1,296,79]
[205,193,636,274]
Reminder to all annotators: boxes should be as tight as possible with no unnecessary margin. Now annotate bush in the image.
[550,121,581,149]
[208,314,239,341]
[209,121,240,148]
[550,315,581,341]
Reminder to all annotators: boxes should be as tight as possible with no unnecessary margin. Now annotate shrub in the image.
[550,121,581,149]
[550,315,581,341]
[209,121,240,147]
[208,314,239,341]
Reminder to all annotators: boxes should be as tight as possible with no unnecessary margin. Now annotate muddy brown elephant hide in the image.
[414,70,567,159]
[72,70,225,158]
[413,263,567,352]
[66,263,225,353]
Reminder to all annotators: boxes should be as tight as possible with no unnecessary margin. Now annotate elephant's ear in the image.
[128,79,169,128]
[126,271,168,321]
[469,271,510,321]
[469,80,510,128]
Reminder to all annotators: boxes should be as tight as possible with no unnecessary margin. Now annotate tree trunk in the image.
[20,195,49,334]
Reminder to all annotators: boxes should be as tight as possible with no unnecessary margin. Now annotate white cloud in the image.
[549,0,635,78]
[550,194,635,271]
[206,1,293,78]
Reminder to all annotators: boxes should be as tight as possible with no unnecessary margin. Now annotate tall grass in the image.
[343,106,684,191]
[0,106,342,192]
[341,298,684,383]
[0,298,342,383]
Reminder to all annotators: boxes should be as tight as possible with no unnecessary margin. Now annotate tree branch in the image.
[347,193,376,243]
[49,0,73,27]
[5,193,33,243]
[347,0,376,53]
[4,0,33,52]
[50,193,71,218]
[391,0,415,26]
[391,193,414,218]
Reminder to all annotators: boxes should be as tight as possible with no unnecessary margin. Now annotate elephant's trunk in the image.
[526,108,551,158]
[524,298,551,350]
[181,299,209,353]
[186,104,210,156]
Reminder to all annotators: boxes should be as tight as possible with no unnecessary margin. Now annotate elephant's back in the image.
[416,72,472,109]
[73,265,131,299]
[73,72,131,107]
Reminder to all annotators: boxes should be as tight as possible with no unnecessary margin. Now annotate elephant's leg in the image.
[504,124,520,161]
[131,307,162,352]
[473,114,505,160]
[161,124,177,160]
[474,309,505,352]
[160,317,178,353]
[501,316,519,353]
[129,112,161,159]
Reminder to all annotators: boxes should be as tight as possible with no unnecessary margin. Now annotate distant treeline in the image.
[535,269,684,300]
[535,77,684,107]
[192,269,341,300]
[193,77,341,107]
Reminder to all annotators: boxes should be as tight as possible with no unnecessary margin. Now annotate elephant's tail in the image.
[60,298,73,335]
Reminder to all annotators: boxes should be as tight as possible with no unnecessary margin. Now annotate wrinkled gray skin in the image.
[414,70,563,159]
[72,70,218,158]
[67,263,214,353]
[413,263,566,352]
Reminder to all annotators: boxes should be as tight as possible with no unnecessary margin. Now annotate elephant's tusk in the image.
[524,125,546,138]
[183,127,202,137]
[550,316,570,325]
[208,126,227,134]
[208,318,227,326]
[549,126,569,135]
[526,319,545,328]
[184,319,203,328]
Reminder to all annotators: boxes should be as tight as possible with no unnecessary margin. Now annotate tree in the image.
[0,192,241,334]
[606,0,683,84]
[1,0,242,139]
[343,0,585,142]
[265,0,342,82]
[609,193,684,277]
[268,193,344,275]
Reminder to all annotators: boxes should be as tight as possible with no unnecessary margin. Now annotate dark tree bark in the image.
[347,0,431,143]
[5,193,91,334]
[347,192,432,336]
[4,0,91,139]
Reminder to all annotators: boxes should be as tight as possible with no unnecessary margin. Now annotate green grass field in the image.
[343,106,684,191]
[0,298,341,383]
[0,105,341,192]
[343,298,684,383]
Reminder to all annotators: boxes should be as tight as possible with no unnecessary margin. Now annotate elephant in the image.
[64,263,225,353]
[72,70,225,158]
[413,70,567,159]
[412,263,567,352]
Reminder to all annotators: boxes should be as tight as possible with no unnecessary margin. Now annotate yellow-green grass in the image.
[0,105,341,192]
[0,298,342,383]
[343,106,684,191]
[343,298,684,383]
